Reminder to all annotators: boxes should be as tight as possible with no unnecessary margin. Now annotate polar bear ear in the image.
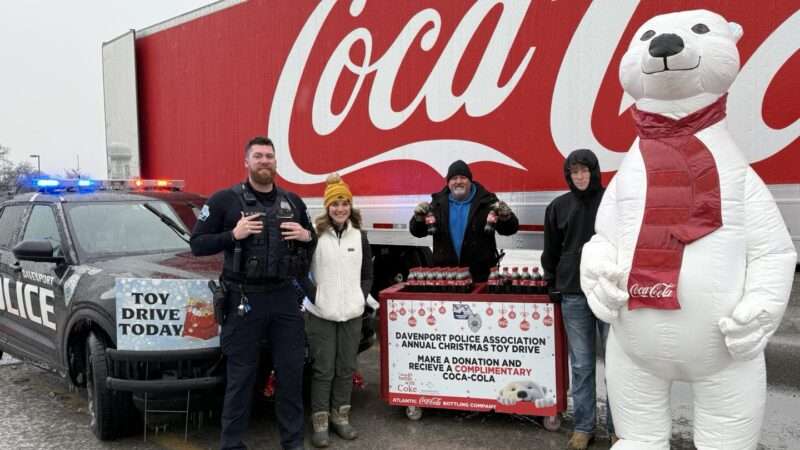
[729,22,743,42]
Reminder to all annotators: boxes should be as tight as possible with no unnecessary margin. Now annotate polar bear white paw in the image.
[719,304,777,361]
[584,264,628,323]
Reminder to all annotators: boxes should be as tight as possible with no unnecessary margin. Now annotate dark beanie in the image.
[446,160,472,181]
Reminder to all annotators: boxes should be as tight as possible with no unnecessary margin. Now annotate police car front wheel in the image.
[86,332,118,440]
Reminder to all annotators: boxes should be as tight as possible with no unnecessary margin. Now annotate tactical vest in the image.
[224,183,309,282]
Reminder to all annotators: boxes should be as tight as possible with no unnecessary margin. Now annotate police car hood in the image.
[64,251,223,341]
[90,251,222,280]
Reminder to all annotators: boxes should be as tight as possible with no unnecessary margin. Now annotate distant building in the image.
[107,142,134,179]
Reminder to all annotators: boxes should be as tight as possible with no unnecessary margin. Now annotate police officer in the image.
[191,136,316,450]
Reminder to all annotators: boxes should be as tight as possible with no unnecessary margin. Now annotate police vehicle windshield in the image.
[65,200,190,258]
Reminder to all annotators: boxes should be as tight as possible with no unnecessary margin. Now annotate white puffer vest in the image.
[307,222,365,322]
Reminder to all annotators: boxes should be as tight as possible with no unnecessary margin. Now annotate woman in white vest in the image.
[306,173,372,448]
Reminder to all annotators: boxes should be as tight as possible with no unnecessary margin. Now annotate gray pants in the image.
[305,313,362,413]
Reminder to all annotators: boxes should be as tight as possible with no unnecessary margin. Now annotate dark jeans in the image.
[219,283,305,450]
[305,313,362,413]
[561,293,614,435]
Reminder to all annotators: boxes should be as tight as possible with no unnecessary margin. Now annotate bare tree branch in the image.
[0,145,36,192]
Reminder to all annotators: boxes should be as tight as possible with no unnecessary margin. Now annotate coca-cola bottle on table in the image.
[521,266,532,294]
[405,268,416,291]
[531,267,544,294]
[461,267,473,293]
[449,268,457,293]
[511,267,521,294]
[487,266,500,293]
[423,268,434,292]
[458,267,469,293]
[501,267,511,294]
[411,268,421,292]
[412,267,424,292]
[445,268,456,293]
[415,267,426,292]
[428,267,438,292]
[438,268,447,292]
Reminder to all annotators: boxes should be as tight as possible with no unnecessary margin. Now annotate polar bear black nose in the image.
[517,391,528,399]
[649,33,684,58]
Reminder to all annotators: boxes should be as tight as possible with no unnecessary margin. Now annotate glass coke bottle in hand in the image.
[484,208,497,234]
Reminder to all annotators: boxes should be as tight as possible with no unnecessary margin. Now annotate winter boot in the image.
[311,411,330,448]
[566,431,593,450]
[330,405,358,440]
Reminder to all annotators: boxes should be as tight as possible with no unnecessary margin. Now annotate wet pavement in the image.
[0,357,159,450]
[1,344,799,450]
[766,274,800,390]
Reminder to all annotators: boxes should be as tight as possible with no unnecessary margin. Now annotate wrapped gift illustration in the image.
[183,297,219,340]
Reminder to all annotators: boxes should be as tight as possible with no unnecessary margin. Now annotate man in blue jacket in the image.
[409,160,518,282]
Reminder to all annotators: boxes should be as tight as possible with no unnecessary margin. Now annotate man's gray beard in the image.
[451,187,468,200]
[250,168,274,185]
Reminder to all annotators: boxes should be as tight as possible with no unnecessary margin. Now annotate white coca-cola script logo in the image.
[629,283,675,298]
[550,1,799,169]
[269,0,533,184]
[269,0,800,184]
[418,396,443,407]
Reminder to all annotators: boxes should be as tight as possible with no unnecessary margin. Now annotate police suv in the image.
[0,178,223,440]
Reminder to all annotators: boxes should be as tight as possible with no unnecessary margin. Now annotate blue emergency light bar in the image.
[35,179,60,187]
[31,178,184,193]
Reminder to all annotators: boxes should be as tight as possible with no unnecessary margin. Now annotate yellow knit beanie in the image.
[323,173,353,208]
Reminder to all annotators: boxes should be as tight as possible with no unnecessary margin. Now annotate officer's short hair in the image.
[245,136,274,157]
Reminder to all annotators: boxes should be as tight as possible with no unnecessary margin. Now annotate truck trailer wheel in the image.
[86,332,118,440]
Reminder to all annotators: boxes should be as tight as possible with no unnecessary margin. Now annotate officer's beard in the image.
[249,167,275,186]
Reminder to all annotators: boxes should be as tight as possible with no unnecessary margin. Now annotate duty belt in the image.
[222,279,291,293]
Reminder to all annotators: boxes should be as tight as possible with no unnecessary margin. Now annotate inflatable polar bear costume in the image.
[580,10,796,450]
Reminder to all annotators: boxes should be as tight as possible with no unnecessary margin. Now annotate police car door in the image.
[1,203,65,367]
[0,202,32,358]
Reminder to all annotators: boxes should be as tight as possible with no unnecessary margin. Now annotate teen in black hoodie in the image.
[542,149,605,293]
[542,149,614,449]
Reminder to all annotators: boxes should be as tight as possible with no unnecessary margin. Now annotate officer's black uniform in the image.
[191,181,316,450]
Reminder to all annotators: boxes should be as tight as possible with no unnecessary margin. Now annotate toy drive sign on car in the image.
[115,278,219,351]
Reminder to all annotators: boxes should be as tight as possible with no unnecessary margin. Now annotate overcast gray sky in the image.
[0,0,212,178]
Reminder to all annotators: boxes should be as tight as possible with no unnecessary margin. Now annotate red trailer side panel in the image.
[134,1,798,197]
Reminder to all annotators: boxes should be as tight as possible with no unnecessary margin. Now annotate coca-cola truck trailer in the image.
[103,0,799,288]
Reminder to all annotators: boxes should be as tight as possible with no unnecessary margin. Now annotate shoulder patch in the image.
[199,204,211,222]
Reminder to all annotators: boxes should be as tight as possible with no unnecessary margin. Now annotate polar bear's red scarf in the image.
[627,95,727,310]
